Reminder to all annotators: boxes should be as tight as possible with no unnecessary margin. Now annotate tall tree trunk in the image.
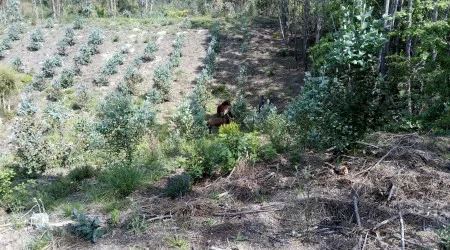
[379,0,391,75]
[315,15,322,44]
[302,0,310,71]
[51,0,56,18]
[432,0,438,61]
[405,0,413,115]
[279,0,289,45]
[32,0,39,22]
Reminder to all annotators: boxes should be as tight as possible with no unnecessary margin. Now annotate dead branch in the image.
[147,215,172,222]
[356,141,380,149]
[361,232,369,250]
[213,208,283,217]
[372,214,402,231]
[356,145,398,175]
[353,195,361,227]
[388,235,432,249]
[399,211,405,250]
[387,183,395,202]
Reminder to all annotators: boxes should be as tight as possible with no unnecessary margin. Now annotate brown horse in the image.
[216,100,233,118]
[207,114,231,134]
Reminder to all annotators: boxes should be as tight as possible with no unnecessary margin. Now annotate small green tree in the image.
[0,67,18,112]
[152,63,172,101]
[97,90,156,163]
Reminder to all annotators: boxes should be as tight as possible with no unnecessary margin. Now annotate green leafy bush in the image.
[57,40,68,56]
[10,57,24,73]
[231,94,249,124]
[68,165,98,181]
[122,66,143,95]
[97,90,156,161]
[141,42,158,62]
[99,164,145,198]
[45,18,54,28]
[92,74,109,86]
[7,23,23,41]
[44,177,77,201]
[31,72,46,91]
[100,51,124,75]
[146,88,162,104]
[165,174,192,199]
[73,83,89,109]
[27,29,44,51]
[74,45,93,65]
[0,37,12,50]
[152,64,172,101]
[73,16,84,30]
[70,210,106,243]
[438,225,450,249]
[217,122,259,162]
[169,50,182,68]
[88,29,104,46]
[173,33,186,51]
[64,28,76,46]
[18,95,38,115]
[41,56,62,78]
[59,68,75,88]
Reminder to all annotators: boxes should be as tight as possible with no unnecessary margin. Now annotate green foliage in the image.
[173,33,186,51]
[18,95,38,116]
[231,94,249,124]
[146,87,163,104]
[109,209,119,226]
[0,36,12,50]
[218,122,259,162]
[44,177,77,201]
[152,63,172,101]
[100,51,124,75]
[10,57,24,73]
[27,29,44,51]
[10,116,50,176]
[260,145,277,161]
[59,68,76,88]
[0,66,18,104]
[171,98,207,139]
[41,56,62,78]
[97,90,156,161]
[64,28,76,46]
[70,210,106,243]
[68,165,98,181]
[165,174,192,199]
[99,163,145,198]
[57,40,68,56]
[73,83,89,109]
[288,3,386,150]
[438,225,450,249]
[112,34,119,42]
[45,18,54,28]
[73,16,84,30]
[264,111,290,153]
[7,23,23,41]
[31,72,46,91]
[88,29,104,46]
[0,175,36,212]
[141,41,158,62]
[74,45,93,65]
[122,66,143,95]
[6,0,22,23]
[169,50,182,69]
[92,74,109,86]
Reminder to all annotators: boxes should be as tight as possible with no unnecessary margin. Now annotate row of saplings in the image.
[167,96,266,199]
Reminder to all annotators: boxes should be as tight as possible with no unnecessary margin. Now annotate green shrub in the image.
[165,174,192,199]
[27,29,44,51]
[68,165,98,181]
[88,29,104,46]
[45,18,54,28]
[100,52,124,75]
[64,28,76,46]
[93,74,109,86]
[260,145,277,161]
[0,37,12,50]
[41,56,62,78]
[218,122,259,162]
[99,164,145,198]
[56,40,68,56]
[10,57,24,73]
[18,95,38,115]
[122,66,143,95]
[169,50,182,68]
[141,42,158,62]
[173,33,186,51]
[73,83,89,109]
[70,210,106,243]
[59,68,75,88]
[73,16,84,30]
[44,177,77,201]
[146,87,162,104]
[31,72,46,91]
[7,23,23,41]
[74,45,93,65]
[112,35,119,42]
[152,64,172,101]
[438,225,450,249]
[231,94,249,124]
